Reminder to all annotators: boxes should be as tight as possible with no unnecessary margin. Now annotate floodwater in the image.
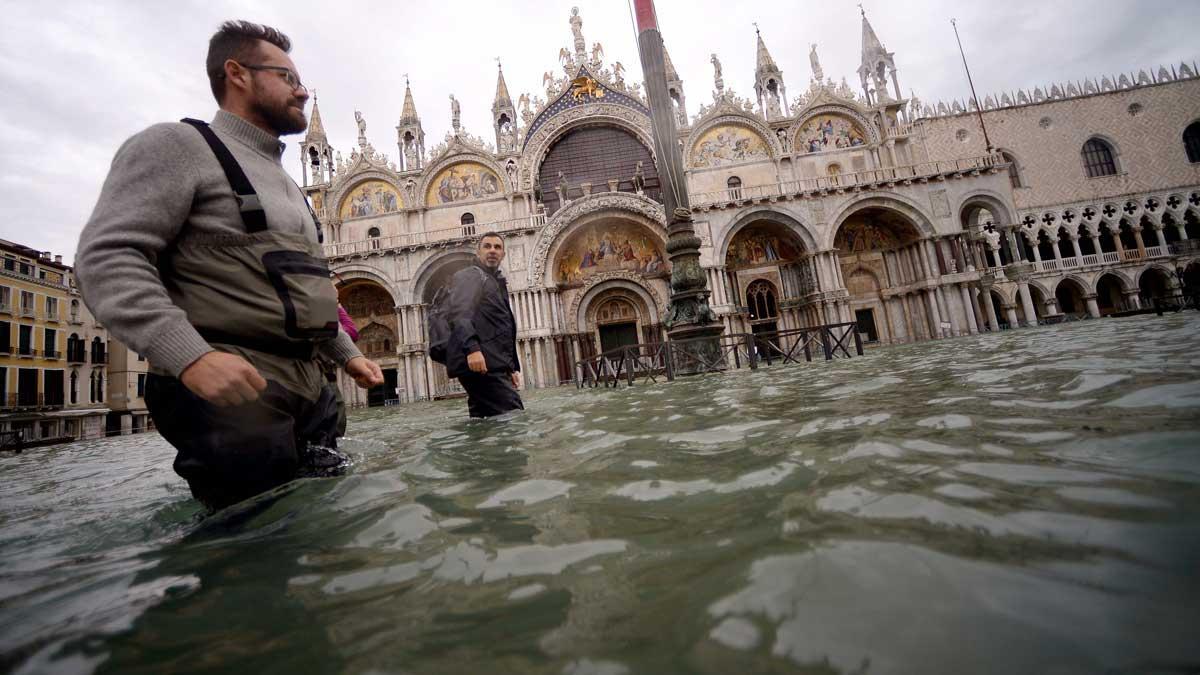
[3,315,1200,675]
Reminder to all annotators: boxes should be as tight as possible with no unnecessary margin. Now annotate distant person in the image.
[445,234,523,417]
[75,20,383,511]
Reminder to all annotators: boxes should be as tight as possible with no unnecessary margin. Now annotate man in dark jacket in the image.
[446,233,524,417]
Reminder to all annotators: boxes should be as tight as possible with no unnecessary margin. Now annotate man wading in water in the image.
[444,234,524,417]
[76,20,384,511]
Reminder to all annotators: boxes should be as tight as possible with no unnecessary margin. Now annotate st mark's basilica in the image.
[298,7,1200,405]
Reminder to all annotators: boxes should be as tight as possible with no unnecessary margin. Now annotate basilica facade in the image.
[300,7,1200,405]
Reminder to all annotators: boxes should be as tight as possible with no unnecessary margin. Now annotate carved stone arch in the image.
[328,169,406,220]
[1025,277,1054,299]
[957,190,1017,229]
[788,103,882,152]
[988,283,1017,307]
[1165,193,1187,215]
[530,192,667,286]
[518,103,655,191]
[684,113,784,168]
[331,263,399,301]
[826,193,937,250]
[844,265,883,295]
[717,207,818,262]
[1135,263,1176,286]
[411,248,478,303]
[1098,202,1123,230]
[1093,269,1135,294]
[570,273,665,333]
[1055,274,1091,296]
[417,149,513,208]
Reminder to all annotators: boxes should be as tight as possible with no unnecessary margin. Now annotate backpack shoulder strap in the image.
[180,118,268,233]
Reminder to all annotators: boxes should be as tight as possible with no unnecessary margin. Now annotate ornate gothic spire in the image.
[754,26,780,77]
[396,76,426,171]
[400,77,420,124]
[493,62,513,110]
[857,6,898,104]
[492,61,518,153]
[753,26,788,118]
[305,94,326,142]
[663,41,679,82]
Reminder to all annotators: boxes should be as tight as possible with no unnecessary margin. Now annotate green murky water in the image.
[3,314,1200,674]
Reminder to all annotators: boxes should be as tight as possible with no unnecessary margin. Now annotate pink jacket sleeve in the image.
[338,305,359,342]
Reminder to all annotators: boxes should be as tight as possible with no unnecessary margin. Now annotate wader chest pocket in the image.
[262,251,339,340]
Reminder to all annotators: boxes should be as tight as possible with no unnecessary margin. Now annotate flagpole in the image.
[632,0,722,359]
[952,18,994,153]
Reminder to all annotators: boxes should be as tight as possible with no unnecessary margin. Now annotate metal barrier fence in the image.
[574,322,863,389]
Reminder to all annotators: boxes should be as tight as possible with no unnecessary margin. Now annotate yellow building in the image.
[0,239,108,444]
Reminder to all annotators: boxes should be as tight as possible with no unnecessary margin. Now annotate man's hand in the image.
[510,371,523,390]
[180,351,268,407]
[346,356,384,389]
[467,351,487,374]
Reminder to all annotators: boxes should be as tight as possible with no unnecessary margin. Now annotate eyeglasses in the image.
[235,62,307,92]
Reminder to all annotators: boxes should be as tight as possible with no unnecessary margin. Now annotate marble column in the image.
[533,338,545,388]
[1070,235,1083,260]
[924,289,943,337]
[1084,294,1101,318]
[1123,291,1141,310]
[936,286,959,335]
[959,284,979,334]
[980,287,1001,331]
[901,293,918,340]
[1153,225,1167,248]
[1017,281,1038,326]
[1004,304,1019,328]
[968,285,986,333]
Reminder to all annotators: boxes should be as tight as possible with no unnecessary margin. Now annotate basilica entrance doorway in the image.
[855,308,879,343]
[594,296,643,353]
[834,207,924,343]
[599,321,639,353]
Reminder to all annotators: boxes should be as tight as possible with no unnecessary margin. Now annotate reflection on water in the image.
[3,314,1200,674]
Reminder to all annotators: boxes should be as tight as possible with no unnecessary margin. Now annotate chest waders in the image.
[144,119,348,512]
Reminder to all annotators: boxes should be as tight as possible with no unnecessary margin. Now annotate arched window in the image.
[367,227,381,250]
[69,371,78,404]
[727,176,742,200]
[746,280,778,321]
[461,212,476,236]
[1081,138,1118,178]
[1184,121,1200,164]
[1001,151,1022,188]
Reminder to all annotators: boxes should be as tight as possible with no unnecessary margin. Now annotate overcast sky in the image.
[1,0,1197,265]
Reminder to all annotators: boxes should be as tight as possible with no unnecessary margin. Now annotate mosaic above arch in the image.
[691,124,770,168]
[426,161,503,205]
[555,221,666,284]
[339,180,402,220]
[795,114,867,154]
[725,224,804,270]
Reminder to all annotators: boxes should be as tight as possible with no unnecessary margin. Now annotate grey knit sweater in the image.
[76,110,362,377]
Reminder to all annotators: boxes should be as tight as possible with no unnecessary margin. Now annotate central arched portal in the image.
[722,218,809,333]
[834,207,926,343]
[338,278,399,406]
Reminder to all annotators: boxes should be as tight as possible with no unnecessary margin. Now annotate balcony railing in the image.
[0,302,10,314]
[0,394,63,411]
[91,352,107,364]
[44,349,60,360]
[690,155,1002,208]
[323,213,548,258]
[1030,246,1176,273]
[19,306,35,318]
[67,349,86,363]
[16,347,36,357]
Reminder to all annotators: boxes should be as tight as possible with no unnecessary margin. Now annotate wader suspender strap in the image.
[180,118,269,233]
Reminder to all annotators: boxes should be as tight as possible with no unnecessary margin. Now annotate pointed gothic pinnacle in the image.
[755,28,779,75]
[494,61,513,109]
[400,79,419,124]
[305,95,327,141]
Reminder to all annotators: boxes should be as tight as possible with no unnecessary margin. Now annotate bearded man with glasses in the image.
[76,20,384,512]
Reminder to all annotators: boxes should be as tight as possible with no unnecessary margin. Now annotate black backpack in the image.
[426,266,487,365]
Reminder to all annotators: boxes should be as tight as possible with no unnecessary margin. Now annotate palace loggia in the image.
[298,6,1200,405]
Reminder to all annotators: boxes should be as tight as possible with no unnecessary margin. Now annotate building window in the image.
[0,321,9,354]
[137,373,146,399]
[69,299,79,322]
[1001,151,1022,188]
[727,176,743,200]
[746,280,779,320]
[45,297,58,320]
[0,286,10,312]
[70,370,78,404]
[1185,121,1200,164]
[367,227,381,250]
[1081,138,1118,178]
[43,328,57,359]
[461,212,476,236]
[20,291,35,317]
[43,370,63,406]
[18,325,32,356]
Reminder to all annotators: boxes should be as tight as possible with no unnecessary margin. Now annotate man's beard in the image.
[252,87,307,135]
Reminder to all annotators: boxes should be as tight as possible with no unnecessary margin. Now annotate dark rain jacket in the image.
[445,259,521,379]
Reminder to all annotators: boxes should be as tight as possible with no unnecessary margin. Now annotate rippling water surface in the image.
[3,314,1200,674]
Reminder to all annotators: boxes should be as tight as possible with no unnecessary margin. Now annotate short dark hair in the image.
[206,20,292,103]
[478,233,504,247]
